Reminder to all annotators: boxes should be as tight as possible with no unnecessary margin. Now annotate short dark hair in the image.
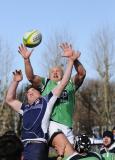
[0,132,24,160]
[103,130,114,144]
[25,84,42,93]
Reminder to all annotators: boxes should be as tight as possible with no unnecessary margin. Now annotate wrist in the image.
[68,58,74,64]
[24,58,30,62]
[12,80,20,86]
[74,58,80,64]
[24,57,29,60]
[13,79,20,83]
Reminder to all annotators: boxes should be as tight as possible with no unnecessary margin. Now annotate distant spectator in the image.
[112,127,115,141]
[0,131,24,160]
[100,130,115,160]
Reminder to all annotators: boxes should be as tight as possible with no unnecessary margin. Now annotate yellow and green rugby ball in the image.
[23,29,42,48]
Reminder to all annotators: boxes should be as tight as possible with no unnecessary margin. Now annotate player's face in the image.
[49,67,64,82]
[103,136,111,147]
[26,88,41,104]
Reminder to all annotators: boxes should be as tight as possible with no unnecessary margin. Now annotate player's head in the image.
[25,84,41,104]
[0,132,24,160]
[49,66,64,82]
[103,130,114,148]
[75,134,91,153]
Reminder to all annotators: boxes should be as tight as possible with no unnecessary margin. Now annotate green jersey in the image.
[100,143,115,160]
[41,78,76,127]
[65,152,102,160]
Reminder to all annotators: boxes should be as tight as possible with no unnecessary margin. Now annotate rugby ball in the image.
[23,29,42,48]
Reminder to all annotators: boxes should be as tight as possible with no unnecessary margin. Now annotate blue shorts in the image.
[23,142,48,160]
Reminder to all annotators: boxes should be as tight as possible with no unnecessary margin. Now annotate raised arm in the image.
[60,43,86,90]
[72,55,86,90]
[52,43,80,97]
[5,70,23,112]
[18,44,42,86]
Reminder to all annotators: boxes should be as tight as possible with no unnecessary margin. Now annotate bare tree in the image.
[0,40,14,107]
[38,30,74,75]
[90,27,115,129]
[74,80,103,134]
[0,39,16,134]
[74,79,115,135]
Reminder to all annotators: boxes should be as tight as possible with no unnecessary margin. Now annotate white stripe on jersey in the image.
[41,95,58,134]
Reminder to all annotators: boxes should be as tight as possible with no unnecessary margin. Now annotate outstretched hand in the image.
[13,70,23,82]
[60,42,73,57]
[18,44,34,59]
[60,42,81,61]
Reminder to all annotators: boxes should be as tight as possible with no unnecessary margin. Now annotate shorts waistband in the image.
[23,140,43,144]
[23,140,48,147]
[22,138,47,144]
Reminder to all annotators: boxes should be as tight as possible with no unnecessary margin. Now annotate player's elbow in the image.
[28,77,34,82]
[82,66,86,75]
[26,74,34,82]
[79,68,86,79]
[5,96,10,105]
[5,95,13,105]
[29,75,41,86]
[83,69,86,78]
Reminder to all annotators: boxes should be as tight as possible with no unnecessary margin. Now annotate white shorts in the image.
[48,121,74,144]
